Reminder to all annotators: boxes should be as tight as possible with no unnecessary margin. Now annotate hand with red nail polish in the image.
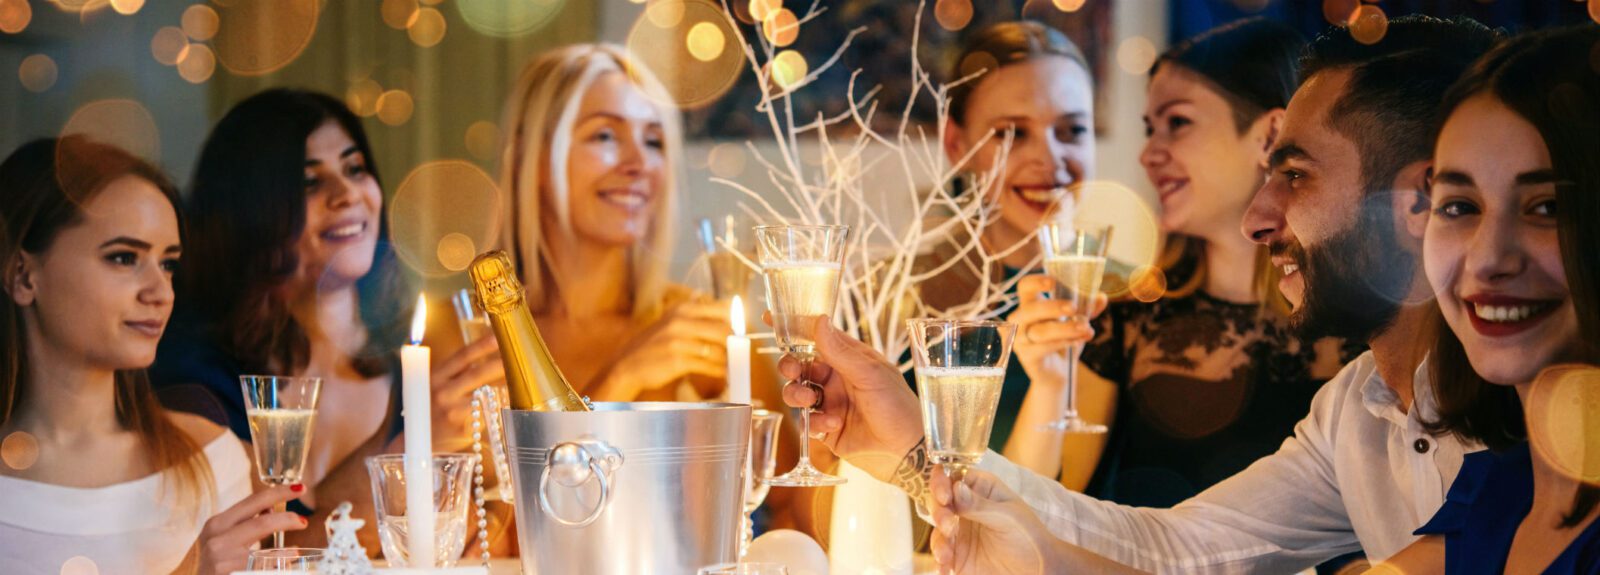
[191,483,310,575]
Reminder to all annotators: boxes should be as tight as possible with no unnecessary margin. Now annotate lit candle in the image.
[400,294,437,568]
[727,295,752,405]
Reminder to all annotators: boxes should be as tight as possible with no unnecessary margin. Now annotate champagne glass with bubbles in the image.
[757,224,849,487]
[240,375,322,548]
[909,319,1017,480]
[1037,221,1112,433]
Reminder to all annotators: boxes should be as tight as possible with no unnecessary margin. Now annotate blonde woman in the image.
[495,43,737,402]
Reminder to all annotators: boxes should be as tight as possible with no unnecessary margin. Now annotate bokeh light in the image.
[436,232,477,271]
[60,556,100,575]
[626,0,745,109]
[707,142,747,179]
[770,49,807,89]
[376,89,415,126]
[382,0,419,30]
[109,0,141,15]
[761,8,798,47]
[48,0,106,14]
[646,0,686,28]
[346,78,384,118]
[934,0,973,31]
[19,54,58,93]
[1128,265,1168,303]
[1052,0,1086,12]
[60,99,161,164]
[749,0,779,22]
[1526,364,1600,483]
[1589,0,1599,25]
[388,160,503,277]
[151,26,188,66]
[1348,5,1388,45]
[686,21,726,62]
[407,7,447,47]
[1073,181,1160,299]
[465,120,500,162]
[1323,0,1358,24]
[1,431,39,470]
[0,0,31,34]
[958,50,998,80]
[177,43,216,84]
[1117,36,1158,75]
[456,0,567,38]
[181,4,219,41]
[212,0,319,76]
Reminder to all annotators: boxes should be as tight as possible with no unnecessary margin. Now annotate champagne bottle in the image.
[468,250,590,412]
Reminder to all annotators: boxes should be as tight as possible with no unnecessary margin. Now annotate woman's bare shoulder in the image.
[167,411,227,445]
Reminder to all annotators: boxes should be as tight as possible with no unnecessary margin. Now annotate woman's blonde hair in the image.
[497,43,683,320]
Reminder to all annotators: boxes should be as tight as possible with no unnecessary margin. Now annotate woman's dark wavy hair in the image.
[1151,17,1304,133]
[1425,24,1600,528]
[181,88,411,377]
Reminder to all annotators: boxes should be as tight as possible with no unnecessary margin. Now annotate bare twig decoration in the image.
[715,0,1037,371]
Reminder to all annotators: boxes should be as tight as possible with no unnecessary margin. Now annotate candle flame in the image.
[409,294,427,345]
[730,295,746,337]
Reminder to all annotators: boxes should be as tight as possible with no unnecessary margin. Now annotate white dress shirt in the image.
[979,351,1478,574]
[0,432,253,575]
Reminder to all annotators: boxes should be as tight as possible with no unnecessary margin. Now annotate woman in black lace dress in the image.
[1003,19,1363,506]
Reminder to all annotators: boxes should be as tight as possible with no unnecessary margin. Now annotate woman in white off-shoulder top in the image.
[0,137,307,575]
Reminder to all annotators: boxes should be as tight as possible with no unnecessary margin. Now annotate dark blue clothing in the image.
[150,317,403,441]
[1415,442,1600,574]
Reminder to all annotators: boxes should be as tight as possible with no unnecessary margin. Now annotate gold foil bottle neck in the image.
[470,250,523,314]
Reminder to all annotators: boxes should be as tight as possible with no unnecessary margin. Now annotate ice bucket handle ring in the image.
[537,439,623,528]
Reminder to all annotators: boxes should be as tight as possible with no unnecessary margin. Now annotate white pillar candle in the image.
[401,294,437,568]
[727,295,752,405]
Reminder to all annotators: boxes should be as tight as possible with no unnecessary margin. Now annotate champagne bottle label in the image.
[469,250,590,412]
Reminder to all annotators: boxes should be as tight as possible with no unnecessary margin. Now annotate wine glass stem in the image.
[795,355,819,470]
[1063,342,1083,421]
[273,497,287,548]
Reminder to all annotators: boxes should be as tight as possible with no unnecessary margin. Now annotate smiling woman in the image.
[147,89,507,553]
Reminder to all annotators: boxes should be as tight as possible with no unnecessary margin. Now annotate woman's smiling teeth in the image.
[1471,301,1555,323]
[601,189,649,209]
[322,221,366,241]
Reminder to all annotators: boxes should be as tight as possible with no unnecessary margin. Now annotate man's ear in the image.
[1251,108,1286,169]
[5,253,38,307]
[1394,160,1432,241]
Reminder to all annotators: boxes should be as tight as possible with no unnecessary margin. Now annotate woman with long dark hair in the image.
[0,137,304,574]
[151,89,502,551]
[1380,25,1600,573]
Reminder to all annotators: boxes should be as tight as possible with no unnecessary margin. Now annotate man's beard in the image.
[1275,199,1416,342]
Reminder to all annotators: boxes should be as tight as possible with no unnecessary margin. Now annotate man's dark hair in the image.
[1299,16,1501,195]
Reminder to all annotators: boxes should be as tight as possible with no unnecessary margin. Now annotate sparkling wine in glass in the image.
[700,216,755,301]
[240,375,322,548]
[757,224,849,487]
[1037,221,1112,433]
[452,288,494,344]
[908,319,1016,479]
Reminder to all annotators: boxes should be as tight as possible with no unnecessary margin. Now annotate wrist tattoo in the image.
[891,438,935,519]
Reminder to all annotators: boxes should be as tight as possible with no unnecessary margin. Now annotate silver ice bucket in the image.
[505,402,751,574]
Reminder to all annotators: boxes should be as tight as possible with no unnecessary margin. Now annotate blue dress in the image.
[1414,442,1600,574]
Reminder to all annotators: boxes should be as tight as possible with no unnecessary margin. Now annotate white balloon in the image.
[745,529,829,575]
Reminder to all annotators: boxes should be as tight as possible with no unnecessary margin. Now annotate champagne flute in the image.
[908,319,1017,480]
[741,410,783,556]
[699,215,755,301]
[240,375,322,548]
[1036,221,1112,433]
[757,224,849,487]
[451,288,493,344]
